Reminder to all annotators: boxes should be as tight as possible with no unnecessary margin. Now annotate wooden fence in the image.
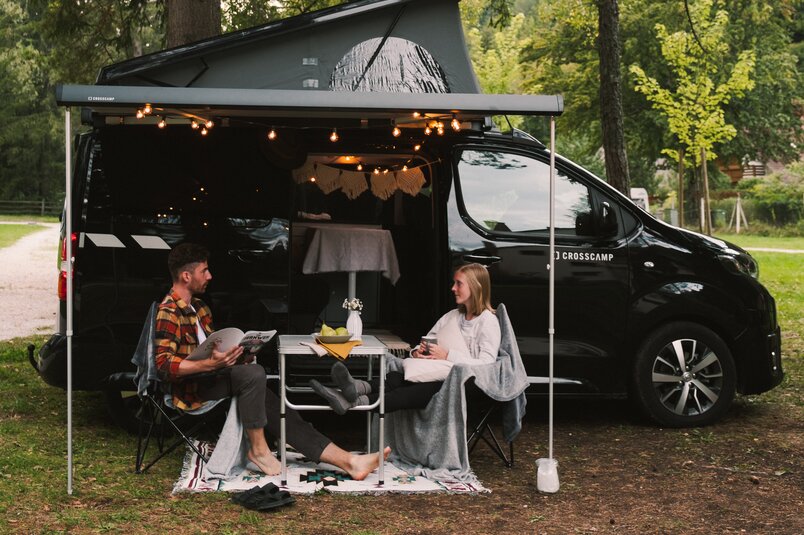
[0,200,62,217]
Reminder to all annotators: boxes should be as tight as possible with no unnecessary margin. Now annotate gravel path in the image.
[0,223,60,341]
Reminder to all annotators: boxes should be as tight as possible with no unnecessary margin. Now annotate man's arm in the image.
[154,304,243,380]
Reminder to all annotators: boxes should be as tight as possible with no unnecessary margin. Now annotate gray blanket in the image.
[381,304,528,482]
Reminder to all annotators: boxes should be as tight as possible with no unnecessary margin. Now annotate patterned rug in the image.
[173,440,488,495]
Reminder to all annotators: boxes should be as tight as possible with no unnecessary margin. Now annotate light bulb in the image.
[310,176,317,182]
[392,126,401,137]
[356,163,363,171]
[437,126,444,136]
[413,112,420,118]
[267,129,277,140]
[200,127,208,136]
[413,144,421,151]
[374,168,380,175]
[330,129,339,142]
[157,118,166,129]
[383,169,389,174]
[205,120,214,129]
[402,165,408,171]
[451,117,461,131]
[136,109,144,119]
[191,121,199,130]
[424,126,432,136]
[143,103,152,115]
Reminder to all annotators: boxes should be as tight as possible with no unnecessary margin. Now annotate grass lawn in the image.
[715,233,804,251]
[0,214,59,224]
[0,223,45,248]
[0,239,801,533]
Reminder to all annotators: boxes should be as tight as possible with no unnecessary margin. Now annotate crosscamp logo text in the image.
[87,96,115,101]
[555,251,614,262]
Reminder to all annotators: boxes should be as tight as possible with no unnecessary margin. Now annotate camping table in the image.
[301,224,400,300]
[277,334,387,487]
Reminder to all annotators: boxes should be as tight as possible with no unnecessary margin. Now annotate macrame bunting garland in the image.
[293,158,429,199]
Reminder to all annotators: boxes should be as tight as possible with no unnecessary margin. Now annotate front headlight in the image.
[718,253,759,279]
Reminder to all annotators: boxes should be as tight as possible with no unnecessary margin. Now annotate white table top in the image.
[278,334,387,355]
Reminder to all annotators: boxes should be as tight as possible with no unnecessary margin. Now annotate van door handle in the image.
[463,254,501,265]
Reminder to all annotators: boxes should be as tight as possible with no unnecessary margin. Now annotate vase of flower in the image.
[343,298,363,341]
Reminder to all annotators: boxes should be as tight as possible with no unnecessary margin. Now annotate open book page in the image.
[186,328,277,361]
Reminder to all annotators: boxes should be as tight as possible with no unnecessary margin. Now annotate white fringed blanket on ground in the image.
[173,441,488,495]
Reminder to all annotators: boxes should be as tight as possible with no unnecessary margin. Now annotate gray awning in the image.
[56,84,563,122]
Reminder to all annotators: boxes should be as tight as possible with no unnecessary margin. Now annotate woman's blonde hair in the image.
[455,263,494,316]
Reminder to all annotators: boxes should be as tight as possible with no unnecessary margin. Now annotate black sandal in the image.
[231,483,295,511]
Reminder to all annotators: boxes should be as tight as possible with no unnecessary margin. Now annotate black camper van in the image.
[36,0,782,429]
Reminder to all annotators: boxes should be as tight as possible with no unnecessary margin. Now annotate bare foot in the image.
[247,449,281,475]
[347,446,391,481]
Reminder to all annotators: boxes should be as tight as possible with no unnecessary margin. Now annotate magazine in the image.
[187,328,277,361]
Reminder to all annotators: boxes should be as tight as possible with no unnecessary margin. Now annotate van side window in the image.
[455,149,593,238]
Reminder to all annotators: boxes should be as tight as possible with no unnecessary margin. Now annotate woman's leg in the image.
[368,373,443,412]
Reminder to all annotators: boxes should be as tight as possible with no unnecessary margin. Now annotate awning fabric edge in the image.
[56,84,563,117]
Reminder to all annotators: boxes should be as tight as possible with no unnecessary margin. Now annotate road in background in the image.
[0,223,59,340]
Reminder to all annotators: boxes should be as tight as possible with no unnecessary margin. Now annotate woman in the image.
[310,263,501,413]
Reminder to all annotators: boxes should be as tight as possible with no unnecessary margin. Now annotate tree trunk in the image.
[677,146,685,228]
[701,147,712,235]
[597,0,630,196]
[166,0,221,49]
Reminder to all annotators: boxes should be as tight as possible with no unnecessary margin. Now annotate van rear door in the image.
[448,144,631,392]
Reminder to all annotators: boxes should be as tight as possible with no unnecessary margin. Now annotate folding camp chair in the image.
[465,303,525,468]
[466,383,514,467]
[131,303,226,474]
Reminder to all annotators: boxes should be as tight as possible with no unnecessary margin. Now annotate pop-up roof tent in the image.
[56,0,563,494]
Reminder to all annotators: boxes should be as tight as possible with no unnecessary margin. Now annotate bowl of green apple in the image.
[314,323,352,344]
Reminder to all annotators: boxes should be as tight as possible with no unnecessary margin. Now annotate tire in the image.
[631,322,736,427]
[104,387,147,434]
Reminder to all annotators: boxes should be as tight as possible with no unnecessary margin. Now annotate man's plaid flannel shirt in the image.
[154,290,214,411]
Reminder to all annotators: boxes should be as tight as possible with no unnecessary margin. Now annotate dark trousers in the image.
[367,370,443,412]
[195,364,331,462]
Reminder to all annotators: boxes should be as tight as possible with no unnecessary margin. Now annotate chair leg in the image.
[467,406,515,468]
[135,395,211,474]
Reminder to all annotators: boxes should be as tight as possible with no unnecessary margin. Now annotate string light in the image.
[310,176,317,182]
[413,144,421,151]
[136,109,144,119]
[191,121,199,130]
[402,165,408,171]
[392,125,401,137]
[200,127,208,136]
[437,122,445,136]
[143,103,152,115]
[374,168,380,175]
[356,163,363,171]
[330,128,339,142]
[451,115,461,131]
[424,125,432,136]
[413,112,420,118]
[267,128,277,140]
[205,120,214,129]
[157,117,167,129]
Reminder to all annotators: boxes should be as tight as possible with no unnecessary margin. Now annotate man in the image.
[155,243,388,479]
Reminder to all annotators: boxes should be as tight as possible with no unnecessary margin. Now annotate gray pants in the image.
[195,364,331,462]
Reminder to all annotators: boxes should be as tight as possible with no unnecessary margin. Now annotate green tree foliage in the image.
[737,162,804,225]
[0,0,62,201]
[630,0,756,168]
[719,0,803,164]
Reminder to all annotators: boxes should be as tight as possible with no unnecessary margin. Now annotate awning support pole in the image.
[65,107,74,495]
[548,115,556,461]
